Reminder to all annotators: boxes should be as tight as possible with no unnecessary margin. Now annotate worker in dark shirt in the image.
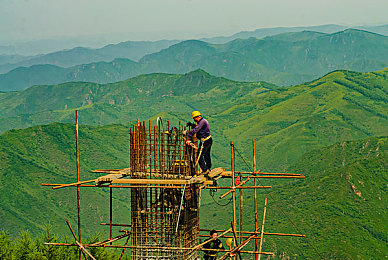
[203,230,224,260]
[185,111,212,174]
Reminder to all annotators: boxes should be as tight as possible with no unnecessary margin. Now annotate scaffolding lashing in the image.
[129,121,199,259]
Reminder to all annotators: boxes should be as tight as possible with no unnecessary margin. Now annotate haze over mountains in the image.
[1,29,388,91]
[2,23,388,56]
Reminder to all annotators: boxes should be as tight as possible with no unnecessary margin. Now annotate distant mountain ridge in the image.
[1,29,388,91]
[202,23,388,43]
[0,40,178,74]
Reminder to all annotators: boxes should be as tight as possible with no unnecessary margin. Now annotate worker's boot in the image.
[202,169,211,179]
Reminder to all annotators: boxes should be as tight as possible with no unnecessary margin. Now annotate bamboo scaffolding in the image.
[66,220,89,260]
[42,120,305,259]
[219,176,253,199]
[89,232,130,247]
[44,242,275,255]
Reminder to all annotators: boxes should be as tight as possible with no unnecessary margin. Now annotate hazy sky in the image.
[1,0,388,43]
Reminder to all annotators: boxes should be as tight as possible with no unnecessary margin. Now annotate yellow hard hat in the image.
[191,111,201,118]
[226,238,233,247]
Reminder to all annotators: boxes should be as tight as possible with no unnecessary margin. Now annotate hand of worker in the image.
[186,121,195,128]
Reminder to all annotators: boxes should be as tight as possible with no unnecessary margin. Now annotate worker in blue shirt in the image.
[185,111,212,174]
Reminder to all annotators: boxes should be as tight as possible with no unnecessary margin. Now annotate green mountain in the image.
[0,123,131,237]
[0,40,179,74]
[1,123,386,258]
[1,67,388,257]
[199,136,387,259]
[276,136,388,258]
[1,67,388,171]
[2,29,388,91]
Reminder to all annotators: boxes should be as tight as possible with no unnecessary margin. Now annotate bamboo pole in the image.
[219,176,252,199]
[43,183,188,189]
[89,232,130,246]
[258,198,268,260]
[230,222,243,260]
[231,142,237,230]
[100,223,131,227]
[191,227,232,251]
[222,171,301,176]
[220,224,261,260]
[51,179,96,189]
[75,110,81,260]
[110,187,113,244]
[66,220,87,259]
[253,139,258,260]
[239,183,243,245]
[212,186,272,190]
[199,229,303,237]
[119,235,131,260]
[251,176,305,179]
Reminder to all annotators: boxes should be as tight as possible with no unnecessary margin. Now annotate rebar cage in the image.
[129,121,199,259]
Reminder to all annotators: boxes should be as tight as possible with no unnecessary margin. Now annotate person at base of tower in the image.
[185,111,212,174]
[202,230,224,260]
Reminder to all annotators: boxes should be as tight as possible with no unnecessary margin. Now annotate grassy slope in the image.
[1,125,386,258]
[219,68,388,170]
[200,137,388,259]
[0,123,131,237]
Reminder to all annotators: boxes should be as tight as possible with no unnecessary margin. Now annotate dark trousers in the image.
[198,137,212,172]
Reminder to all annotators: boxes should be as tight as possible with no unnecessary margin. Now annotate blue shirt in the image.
[188,117,211,139]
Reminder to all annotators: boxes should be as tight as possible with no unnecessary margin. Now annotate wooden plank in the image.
[112,178,213,185]
[91,168,130,173]
[187,174,207,184]
[207,167,225,178]
[96,173,130,184]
